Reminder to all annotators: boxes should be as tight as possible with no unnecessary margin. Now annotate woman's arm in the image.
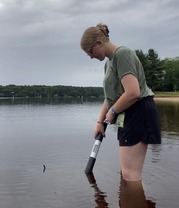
[105,74,140,123]
[94,99,108,138]
[97,99,108,123]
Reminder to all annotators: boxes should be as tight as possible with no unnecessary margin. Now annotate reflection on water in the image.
[155,99,179,135]
[0,97,103,105]
[119,175,156,208]
[86,173,109,208]
[86,172,156,208]
[1,97,178,135]
[119,171,156,208]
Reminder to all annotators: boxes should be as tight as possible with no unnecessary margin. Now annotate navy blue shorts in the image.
[117,96,161,146]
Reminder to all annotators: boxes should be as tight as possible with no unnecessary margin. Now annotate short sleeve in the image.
[113,47,139,80]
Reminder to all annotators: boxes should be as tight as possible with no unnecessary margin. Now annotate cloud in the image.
[0,0,179,86]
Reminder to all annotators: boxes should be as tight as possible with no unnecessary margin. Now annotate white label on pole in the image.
[90,140,101,158]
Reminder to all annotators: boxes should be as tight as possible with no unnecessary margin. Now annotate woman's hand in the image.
[94,123,105,138]
[105,108,115,124]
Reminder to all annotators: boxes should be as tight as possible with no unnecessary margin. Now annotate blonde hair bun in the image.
[96,23,110,37]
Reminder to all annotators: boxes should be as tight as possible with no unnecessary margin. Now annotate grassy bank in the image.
[154,91,179,97]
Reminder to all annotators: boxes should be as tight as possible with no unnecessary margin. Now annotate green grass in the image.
[154,91,179,97]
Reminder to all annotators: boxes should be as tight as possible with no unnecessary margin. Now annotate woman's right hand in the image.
[94,123,105,139]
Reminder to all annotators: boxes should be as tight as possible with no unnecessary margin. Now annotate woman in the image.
[80,23,161,181]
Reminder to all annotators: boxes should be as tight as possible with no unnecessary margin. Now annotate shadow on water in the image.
[86,172,156,208]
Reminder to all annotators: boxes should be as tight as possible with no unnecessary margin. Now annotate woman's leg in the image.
[119,142,148,181]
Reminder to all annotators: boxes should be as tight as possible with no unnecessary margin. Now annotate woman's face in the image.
[86,41,106,61]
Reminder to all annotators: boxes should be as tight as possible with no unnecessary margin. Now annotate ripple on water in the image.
[0,166,29,208]
[143,137,179,208]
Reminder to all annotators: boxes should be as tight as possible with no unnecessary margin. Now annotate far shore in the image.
[154,96,179,102]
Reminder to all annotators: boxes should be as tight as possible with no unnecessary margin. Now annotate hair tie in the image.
[100,28,109,37]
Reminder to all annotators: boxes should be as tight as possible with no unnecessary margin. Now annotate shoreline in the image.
[154,96,179,102]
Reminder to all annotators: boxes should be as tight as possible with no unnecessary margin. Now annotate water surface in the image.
[0,98,179,208]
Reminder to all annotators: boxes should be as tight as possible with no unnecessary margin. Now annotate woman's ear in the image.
[97,40,103,47]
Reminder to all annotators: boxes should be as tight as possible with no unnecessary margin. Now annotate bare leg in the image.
[119,142,147,181]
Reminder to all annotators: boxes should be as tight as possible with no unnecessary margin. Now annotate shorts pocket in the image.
[117,126,132,146]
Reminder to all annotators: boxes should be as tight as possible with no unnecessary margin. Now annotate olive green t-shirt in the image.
[103,46,154,109]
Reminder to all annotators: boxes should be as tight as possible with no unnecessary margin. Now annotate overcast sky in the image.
[0,0,179,87]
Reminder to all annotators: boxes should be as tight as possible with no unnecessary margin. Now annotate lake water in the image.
[0,97,179,208]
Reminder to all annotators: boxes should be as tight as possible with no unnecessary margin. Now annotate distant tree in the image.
[162,57,179,91]
[135,49,148,71]
[135,49,165,90]
[145,49,165,91]
[0,85,104,98]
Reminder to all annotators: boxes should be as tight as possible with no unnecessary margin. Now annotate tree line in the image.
[0,48,179,98]
[135,49,179,91]
[0,85,104,98]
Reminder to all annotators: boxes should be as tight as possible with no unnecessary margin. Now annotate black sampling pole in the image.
[85,122,107,174]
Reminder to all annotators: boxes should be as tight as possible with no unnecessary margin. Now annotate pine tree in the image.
[146,49,165,91]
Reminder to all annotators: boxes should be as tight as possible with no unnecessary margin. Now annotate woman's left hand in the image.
[105,109,115,124]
